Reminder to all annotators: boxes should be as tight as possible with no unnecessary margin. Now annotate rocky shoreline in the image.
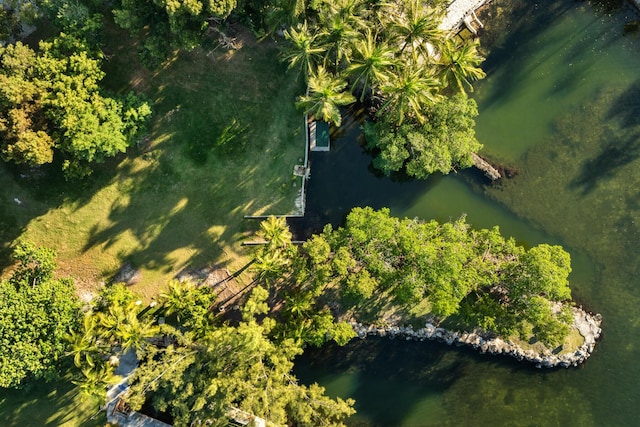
[350,306,602,368]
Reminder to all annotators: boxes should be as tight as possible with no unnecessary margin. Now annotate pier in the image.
[439,0,493,34]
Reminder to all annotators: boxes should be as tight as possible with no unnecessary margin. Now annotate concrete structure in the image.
[309,121,330,152]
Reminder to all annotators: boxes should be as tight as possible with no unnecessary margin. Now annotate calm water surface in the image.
[296,1,640,425]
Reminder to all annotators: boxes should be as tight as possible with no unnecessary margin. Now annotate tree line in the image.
[0,1,151,178]
[1,0,487,179]
[252,209,575,349]
[0,241,355,426]
[279,0,487,178]
[0,207,577,424]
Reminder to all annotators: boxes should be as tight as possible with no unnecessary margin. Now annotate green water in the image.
[297,1,640,425]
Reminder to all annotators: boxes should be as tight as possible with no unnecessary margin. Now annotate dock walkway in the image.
[439,0,492,33]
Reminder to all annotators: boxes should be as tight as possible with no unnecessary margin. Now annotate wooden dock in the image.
[439,0,493,34]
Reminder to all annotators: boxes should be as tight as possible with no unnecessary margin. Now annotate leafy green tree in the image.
[365,93,481,177]
[513,244,572,302]
[37,0,103,41]
[296,65,355,126]
[9,240,57,286]
[437,38,486,94]
[0,37,151,178]
[0,5,22,41]
[113,0,238,64]
[0,243,80,388]
[303,207,575,346]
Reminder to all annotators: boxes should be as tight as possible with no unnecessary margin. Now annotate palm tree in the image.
[66,313,103,368]
[346,30,396,101]
[115,309,160,353]
[296,66,355,126]
[74,363,119,400]
[318,6,360,71]
[322,0,370,30]
[282,21,327,79]
[437,38,487,94]
[380,65,443,124]
[258,216,293,251]
[252,250,290,286]
[160,279,196,320]
[384,0,445,63]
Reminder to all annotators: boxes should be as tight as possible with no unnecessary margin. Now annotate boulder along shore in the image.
[350,306,602,368]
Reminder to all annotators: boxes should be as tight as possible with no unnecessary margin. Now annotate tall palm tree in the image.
[252,250,290,286]
[437,38,487,94]
[74,363,118,400]
[160,279,196,320]
[115,309,160,353]
[65,313,102,368]
[380,65,443,125]
[318,7,360,71]
[296,66,355,126]
[384,0,445,63]
[346,30,396,101]
[282,21,327,79]
[258,216,293,252]
[322,0,370,30]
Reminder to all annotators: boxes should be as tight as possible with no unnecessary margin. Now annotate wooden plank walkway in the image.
[439,0,493,33]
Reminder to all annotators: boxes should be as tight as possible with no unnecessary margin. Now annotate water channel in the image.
[294,0,640,425]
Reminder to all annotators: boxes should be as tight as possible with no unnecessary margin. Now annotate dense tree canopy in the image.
[276,0,487,177]
[126,287,355,426]
[0,242,80,388]
[363,93,481,177]
[66,278,355,425]
[298,207,574,346]
[113,0,238,65]
[0,36,151,178]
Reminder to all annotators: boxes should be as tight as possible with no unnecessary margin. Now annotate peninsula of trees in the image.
[0,210,591,425]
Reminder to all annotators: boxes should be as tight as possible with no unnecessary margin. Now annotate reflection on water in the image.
[295,1,640,426]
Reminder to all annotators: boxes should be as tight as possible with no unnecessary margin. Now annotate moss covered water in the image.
[296,1,640,425]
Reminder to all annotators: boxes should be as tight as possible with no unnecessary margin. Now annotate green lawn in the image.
[0,376,104,426]
[0,24,306,298]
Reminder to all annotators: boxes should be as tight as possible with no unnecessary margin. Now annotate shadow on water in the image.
[295,339,461,425]
[289,106,453,238]
[570,80,640,194]
[477,0,575,104]
[295,337,551,426]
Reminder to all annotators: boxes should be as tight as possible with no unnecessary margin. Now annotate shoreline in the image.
[349,306,602,368]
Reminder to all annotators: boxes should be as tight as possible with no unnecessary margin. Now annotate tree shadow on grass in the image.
[0,376,105,426]
[0,158,115,272]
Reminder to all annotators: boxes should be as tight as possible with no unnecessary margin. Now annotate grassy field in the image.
[0,23,306,299]
[0,375,105,426]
